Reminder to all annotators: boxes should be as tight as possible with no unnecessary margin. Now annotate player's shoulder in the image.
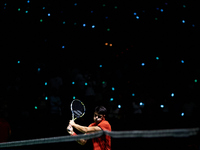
[102,120,110,125]
[98,120,111,131]
[99,120,111,128]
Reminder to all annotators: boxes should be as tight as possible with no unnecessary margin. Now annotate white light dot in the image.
[140,102,144,106]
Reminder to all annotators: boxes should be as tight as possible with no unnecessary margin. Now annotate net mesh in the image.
[0,127,199,150]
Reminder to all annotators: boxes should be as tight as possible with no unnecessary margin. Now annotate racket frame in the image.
[70,99,86,121]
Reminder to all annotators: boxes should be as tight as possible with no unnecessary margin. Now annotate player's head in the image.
[94,106,107,123]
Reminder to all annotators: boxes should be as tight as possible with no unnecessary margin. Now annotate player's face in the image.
[94,112,104,123]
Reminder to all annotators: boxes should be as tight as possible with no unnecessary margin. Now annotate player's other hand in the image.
[67,124,74,135]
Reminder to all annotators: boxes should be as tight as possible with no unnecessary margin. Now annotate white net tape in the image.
[0,127,199,148]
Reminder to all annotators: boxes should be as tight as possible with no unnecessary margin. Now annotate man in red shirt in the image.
[67,106,111,150]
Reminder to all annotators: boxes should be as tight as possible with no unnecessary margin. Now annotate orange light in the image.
[109,44,112,47]
[105,43,108,46]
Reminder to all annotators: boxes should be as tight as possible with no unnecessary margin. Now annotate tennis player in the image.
[67,106,111,150]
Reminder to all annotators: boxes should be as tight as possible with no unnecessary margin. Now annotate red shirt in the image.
[89,119,111,150]
[0,118,11,143]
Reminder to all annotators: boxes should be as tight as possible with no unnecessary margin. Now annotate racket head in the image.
[70,99,86,121]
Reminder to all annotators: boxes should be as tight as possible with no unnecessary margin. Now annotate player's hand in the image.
[69,120,76,127]
[67,124,74,135]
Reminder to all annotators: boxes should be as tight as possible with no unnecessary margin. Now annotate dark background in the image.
[0,0,199,143]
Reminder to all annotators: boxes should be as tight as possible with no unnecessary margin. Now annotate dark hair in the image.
[95,106,107,115]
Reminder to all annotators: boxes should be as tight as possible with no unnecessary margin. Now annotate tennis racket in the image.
[70,99,86,121]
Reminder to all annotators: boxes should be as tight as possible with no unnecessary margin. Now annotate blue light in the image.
[48,13,50,16]
[136,16,139,19]
[38,68,41,72]
[17,61,20,64]
[72,82,75,85]
[110,98,113,101]
[45,97,48,100]
[62,46,65,48]
[118,105,121,108]
[74,3,77,6]
[91,11,93,13]
[105,16,108,19]
[140,102,144,106]
[171,93,174,97]
[83,24,86,27]
[181,112,184,116]
[160,9,163,12]
[181,60,184,63]
[85,82,87,86]
[25,11,28,13]
[92,25,95,28]
[112,87,115,91]
[192,24,195,27]
[27,0,30,3]
[73,96,76,99]
[141,63,145,66]
[63,21,65,24]
[132,93,135,96]
[156,57,159,60]
[45,82,47,86]
[99,65,102,68]
[182,20,185,23]
[156,8,159,10]
[133,12,137,15]
[43,7,45,9]
[160,105,164,108]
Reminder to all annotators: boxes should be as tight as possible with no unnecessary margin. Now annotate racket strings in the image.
[71,100,85,118]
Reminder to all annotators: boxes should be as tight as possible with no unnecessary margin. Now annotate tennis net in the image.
[0,127,199,150]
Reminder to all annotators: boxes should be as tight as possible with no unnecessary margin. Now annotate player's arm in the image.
[69,120,102,133]
[67,125,87,145]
